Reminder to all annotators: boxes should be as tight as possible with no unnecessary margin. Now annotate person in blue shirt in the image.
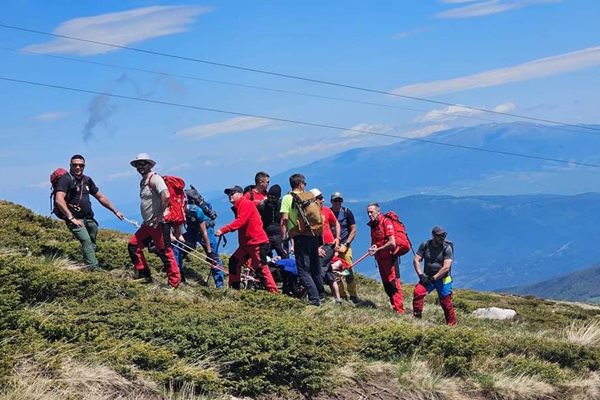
[174,202,224,288]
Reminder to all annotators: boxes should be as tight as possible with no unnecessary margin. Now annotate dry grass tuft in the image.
[482,373,555,400]
[395,357,468,400]
[2,358,162,400]
[563,320,600,346]
[49,256,84,271]
[561,372,600,400]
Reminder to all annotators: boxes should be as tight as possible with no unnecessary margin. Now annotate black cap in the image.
[224,185,243,195]
[330,191,343,201]
[268,184,282,198]
[432,226,447,235]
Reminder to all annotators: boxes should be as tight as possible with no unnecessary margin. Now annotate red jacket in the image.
[219,196,268,245]
[369,213,395,248]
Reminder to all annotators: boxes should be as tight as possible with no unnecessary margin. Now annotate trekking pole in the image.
[350,251,371,268]
[171,241,227,274]
[124,218,140,228]
[173,239,227,274]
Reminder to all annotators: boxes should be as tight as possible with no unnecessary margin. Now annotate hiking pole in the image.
[173,239,227,274]
[350,251,371,268]
[124,218,140,228]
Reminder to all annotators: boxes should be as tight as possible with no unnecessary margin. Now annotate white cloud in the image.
[439,0,480,3]
[165,163,191,172]
[23,6,210,55]
[341,123,394,137]
[392,26,430,40]
[402,124,449,139]
[276,139,364,158]
[176,116,273,139]
[32,111,72,122]
[28,181,50,189]
[436,0,559,19]
[105,170,135,181]
[415,102,516,123]
[393,46,600,97]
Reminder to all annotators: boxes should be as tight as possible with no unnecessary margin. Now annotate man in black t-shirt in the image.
[412,226,456,325]
[54,154,124,271]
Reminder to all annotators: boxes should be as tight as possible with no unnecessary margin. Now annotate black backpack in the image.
[185,185,217,221]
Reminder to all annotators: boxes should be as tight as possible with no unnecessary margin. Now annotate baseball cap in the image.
[432,226,447,236]
[330,191,343,201]
[224,185,243,195]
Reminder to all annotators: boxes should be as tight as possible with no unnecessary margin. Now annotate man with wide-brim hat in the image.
[127,153,181,288]
[129,153,156,168]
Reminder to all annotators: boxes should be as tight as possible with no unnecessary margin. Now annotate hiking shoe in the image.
[132,273,153,284]
[413,313,422,319]
[350,296,360,304]
[334,298,343,305]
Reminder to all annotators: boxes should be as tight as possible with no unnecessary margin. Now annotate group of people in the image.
[52,153,456,325]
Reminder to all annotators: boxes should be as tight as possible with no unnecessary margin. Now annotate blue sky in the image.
[1,0,600,220]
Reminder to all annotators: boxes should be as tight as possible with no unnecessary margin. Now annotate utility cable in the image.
[6,45,596,137]
[1,75,599,168]
[1,22,599,133]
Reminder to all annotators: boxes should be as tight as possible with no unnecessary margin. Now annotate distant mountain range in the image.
[97,123,600,292]
[501,263,600,303]
[272,122,600,200]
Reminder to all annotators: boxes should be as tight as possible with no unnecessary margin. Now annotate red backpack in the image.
[49,168,71,214]
[147,174,186,224]
[382,211,412,256]
[162,175,186,224]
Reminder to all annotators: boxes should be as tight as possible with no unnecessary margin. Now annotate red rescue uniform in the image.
[219,196,278,293]
[369,213,404,314]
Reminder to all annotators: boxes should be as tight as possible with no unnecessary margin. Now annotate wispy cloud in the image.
[392,26,430,40]
[341,123,394,138]
[415,102,516,123]
[164,163,191,172]
[436,0,559,19]
[176,116,273,139]
[402,124,449,138]
[105,170,136,181]
[28,181,50,189]
[23,6,210,56]
[393,46,600,97]
[32,111,72,122]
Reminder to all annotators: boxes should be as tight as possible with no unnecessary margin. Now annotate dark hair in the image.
[289,173,306,189]
[70,154,85,162]
[254,171,270,184]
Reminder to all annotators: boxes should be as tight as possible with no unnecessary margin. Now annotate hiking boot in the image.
[350,296,360,304]
[413,313,422,319]
[334,298,343,305]
[133,270,153,284]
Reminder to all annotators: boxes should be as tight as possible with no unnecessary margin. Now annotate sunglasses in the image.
[434,233,446,238]
[316,196,324,200]
[135,161,148,167]
[332,199,343,202]
[70,163,85,168]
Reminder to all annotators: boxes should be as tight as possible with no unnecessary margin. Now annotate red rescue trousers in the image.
[413,280,457,325]
[128,223,181,288]
[228,243,279,293]
[375,252,403,314]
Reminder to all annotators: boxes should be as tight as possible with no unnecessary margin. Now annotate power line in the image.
[3,47,597,139]
[1,22,599,134]
[2,75,599,168]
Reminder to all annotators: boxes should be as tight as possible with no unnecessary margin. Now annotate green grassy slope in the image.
[1,200,600,400]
